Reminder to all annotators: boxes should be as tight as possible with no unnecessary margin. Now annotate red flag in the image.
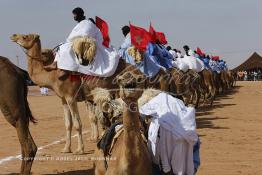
[149,23,157,43]
[130,23,152,51]
[196,47,204,56]
[212,56,220,60]
[149,23,167,45]
[156,32,167,45]
[96,16,110,48]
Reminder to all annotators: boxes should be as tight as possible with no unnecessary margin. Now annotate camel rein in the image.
[17,43,44,62]
[68,76,88,106]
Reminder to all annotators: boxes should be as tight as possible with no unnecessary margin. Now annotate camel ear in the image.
[33,34,40,40]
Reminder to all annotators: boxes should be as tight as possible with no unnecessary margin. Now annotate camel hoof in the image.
[73,149,84,155]
[61,148,72,153]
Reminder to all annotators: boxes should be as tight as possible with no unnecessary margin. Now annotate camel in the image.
[167,68,203,108]
[214,71,227,95]
[10,33,146,151]
[0,56,37,175]
[95,71,151,175]
[87,88,114,141]
[227,70,236,87]
[221,70,232,90]
[183,70,202,108]
[199,69,216,106]
[10,33,85,154]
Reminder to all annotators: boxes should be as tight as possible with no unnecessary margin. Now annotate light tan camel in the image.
[11,34,85,154]
[10,33,146,150]
[0,56,37,175]
[87,88,114,141]
[95,71,151,175]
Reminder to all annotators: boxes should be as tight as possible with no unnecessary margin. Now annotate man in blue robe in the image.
[119,26,162,78]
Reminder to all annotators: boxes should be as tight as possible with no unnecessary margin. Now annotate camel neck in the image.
[122,100,147,164]
[123,101,141,133]
[27,40,51,87]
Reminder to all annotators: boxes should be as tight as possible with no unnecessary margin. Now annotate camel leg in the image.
[94,149,106,175]
[85,103,99,142]
[189,90,193,104]
[90,121,98,141]
[61,98,73,153]
[91,121,99,141]
[194,89,200,108]
[209,84,216,106]
[159,74,169,92]
[67,100,84,154]
[16,118,37,175]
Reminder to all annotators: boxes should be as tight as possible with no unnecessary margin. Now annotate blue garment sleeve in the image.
[193,137,201,174]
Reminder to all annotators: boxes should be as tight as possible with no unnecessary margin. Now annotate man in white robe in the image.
[182,45,204,72]
[45,7,119,79]
[139,92,198,175]
[166,46,178,60]
[118,26,131,57]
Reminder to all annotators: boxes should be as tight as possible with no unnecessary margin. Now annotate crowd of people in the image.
[237,70,262,81]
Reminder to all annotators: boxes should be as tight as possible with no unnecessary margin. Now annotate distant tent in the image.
[233,52,262,71]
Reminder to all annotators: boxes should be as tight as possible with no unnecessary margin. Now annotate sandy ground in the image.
[0,81,262,175]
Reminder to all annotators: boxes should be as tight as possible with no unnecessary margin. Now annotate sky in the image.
[0,0,261,69]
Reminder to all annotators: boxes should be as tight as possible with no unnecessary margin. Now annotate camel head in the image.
[91,88,114,128]
[10,34,40,50]
[116,71,145,103]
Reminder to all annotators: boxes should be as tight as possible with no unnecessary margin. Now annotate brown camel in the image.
[214,72,222,94]
[10,33,146,149]
[167,68,202,108]
[184,70,202,108]
[0,56,37,175]
[95,71,151,175]
[214,71,228,95]
[199,69,216,106]
[221,70,231,90]
[227,70,236,88]
[10,33,85,154]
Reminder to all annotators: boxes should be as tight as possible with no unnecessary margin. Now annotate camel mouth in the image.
[10,36,16,42]
[10,34,19,42]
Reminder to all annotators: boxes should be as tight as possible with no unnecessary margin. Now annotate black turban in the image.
[72,7,85,17]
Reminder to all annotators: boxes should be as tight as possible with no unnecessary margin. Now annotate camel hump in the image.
[72,36,97,65]
[127,46,144,63]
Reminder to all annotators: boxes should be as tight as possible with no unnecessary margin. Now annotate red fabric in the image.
[130,23,152,51]
[69,75,95,82]
[156,32,167,45]
[69,75,81,82]
[212,56,220,60]
[96,16,110,48]
[196,47,204,56]
[149,23,157,43]
[149,24,167,45]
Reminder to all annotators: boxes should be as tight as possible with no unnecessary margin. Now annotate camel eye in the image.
[23,36,27,40]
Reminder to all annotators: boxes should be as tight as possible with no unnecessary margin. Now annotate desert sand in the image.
[0,81,262,175]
